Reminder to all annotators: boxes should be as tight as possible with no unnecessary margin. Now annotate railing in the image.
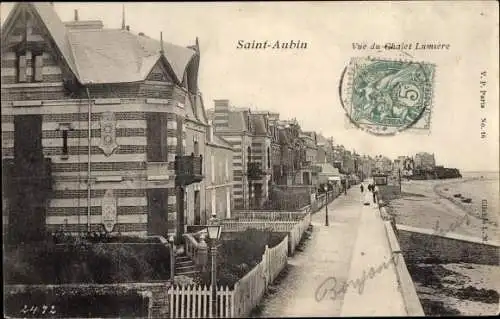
[231,211,306,221]
[221,220,297,233]
[182,232,208,270]
[175,153,203,185]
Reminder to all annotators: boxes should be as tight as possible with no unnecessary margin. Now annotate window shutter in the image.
[18,55,27,82]
[34,55,44,82]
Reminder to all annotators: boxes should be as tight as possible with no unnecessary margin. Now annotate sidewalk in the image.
[254,187,407,317]
[340,194,407,316]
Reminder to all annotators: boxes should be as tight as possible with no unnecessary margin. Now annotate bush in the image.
[4,238,171,284]
[196,229,287,288]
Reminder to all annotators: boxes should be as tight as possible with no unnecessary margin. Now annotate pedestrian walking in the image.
[360,184,364,193]
[373,184,379,204]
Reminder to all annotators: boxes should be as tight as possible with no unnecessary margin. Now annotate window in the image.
[147,113,168,162]
[33,54,44,82]
[18,54,27,83]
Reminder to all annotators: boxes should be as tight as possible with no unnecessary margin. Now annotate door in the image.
[147,188,169,237]
[254,183,262,209]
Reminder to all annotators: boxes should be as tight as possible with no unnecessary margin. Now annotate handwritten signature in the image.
[433,212,470,236]
[315,254,400,302]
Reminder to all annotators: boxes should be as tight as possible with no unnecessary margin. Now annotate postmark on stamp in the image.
[340,57,435,135]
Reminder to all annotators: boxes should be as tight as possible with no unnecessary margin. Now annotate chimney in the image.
[74,9,79,22]
[213,99,230,129]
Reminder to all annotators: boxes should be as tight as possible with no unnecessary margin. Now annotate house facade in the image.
[210,100,269,210]
[205,123,233,221]
[1,3,206,242]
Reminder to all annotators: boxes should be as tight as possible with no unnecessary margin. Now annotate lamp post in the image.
[324,184,329,226]
[206,212,222,316]
[168,234,176,281]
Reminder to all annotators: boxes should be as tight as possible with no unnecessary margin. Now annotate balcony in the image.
[175,153,203,186]
[247,162,264,180]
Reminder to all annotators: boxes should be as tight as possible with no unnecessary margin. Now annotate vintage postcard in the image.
[2,1,499,318]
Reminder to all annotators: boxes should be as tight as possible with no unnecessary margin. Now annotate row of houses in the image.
[0,3,372,244]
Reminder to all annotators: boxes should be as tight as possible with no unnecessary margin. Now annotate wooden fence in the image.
[288,211,311,255]
[167,235,289,318]
[265,234,289,283]
[167,285,233,318]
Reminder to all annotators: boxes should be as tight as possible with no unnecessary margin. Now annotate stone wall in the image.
[396,224,500,265]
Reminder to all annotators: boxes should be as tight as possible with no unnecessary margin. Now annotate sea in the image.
[454,171,499,220]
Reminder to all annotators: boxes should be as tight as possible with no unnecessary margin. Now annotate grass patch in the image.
[195,229,287,288]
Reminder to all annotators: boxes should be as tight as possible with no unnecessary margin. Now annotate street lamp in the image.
[206,212,222,316]
[168,234,175,281]
[323,184,329,226]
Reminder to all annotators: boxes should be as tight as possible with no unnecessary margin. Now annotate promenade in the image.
[254,186,407,317]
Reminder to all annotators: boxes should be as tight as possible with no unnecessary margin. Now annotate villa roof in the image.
[3,3,196,85]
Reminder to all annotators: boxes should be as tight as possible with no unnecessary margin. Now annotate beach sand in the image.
[386,176,499,242]
[381,173,499,316]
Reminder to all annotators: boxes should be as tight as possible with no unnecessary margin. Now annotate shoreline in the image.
[381,177,499,316]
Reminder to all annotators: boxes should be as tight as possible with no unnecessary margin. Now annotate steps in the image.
[175,254,199,277]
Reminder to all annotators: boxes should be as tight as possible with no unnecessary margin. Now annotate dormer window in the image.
[16,51,44,83]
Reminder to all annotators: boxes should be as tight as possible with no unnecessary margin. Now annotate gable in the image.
[1,3,76,85]
[146,59,174,82]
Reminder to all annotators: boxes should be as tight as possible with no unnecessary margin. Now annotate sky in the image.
[1,1,499,172]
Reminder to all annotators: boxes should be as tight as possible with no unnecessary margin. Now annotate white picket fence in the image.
[168,285,233,318]
[288,211,311,255]
[265,233,289,282]
[167,235,289,318]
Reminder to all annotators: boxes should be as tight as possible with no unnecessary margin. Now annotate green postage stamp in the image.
[340,57,435,135]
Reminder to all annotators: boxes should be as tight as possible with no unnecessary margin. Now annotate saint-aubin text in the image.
[236,40,308,50]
